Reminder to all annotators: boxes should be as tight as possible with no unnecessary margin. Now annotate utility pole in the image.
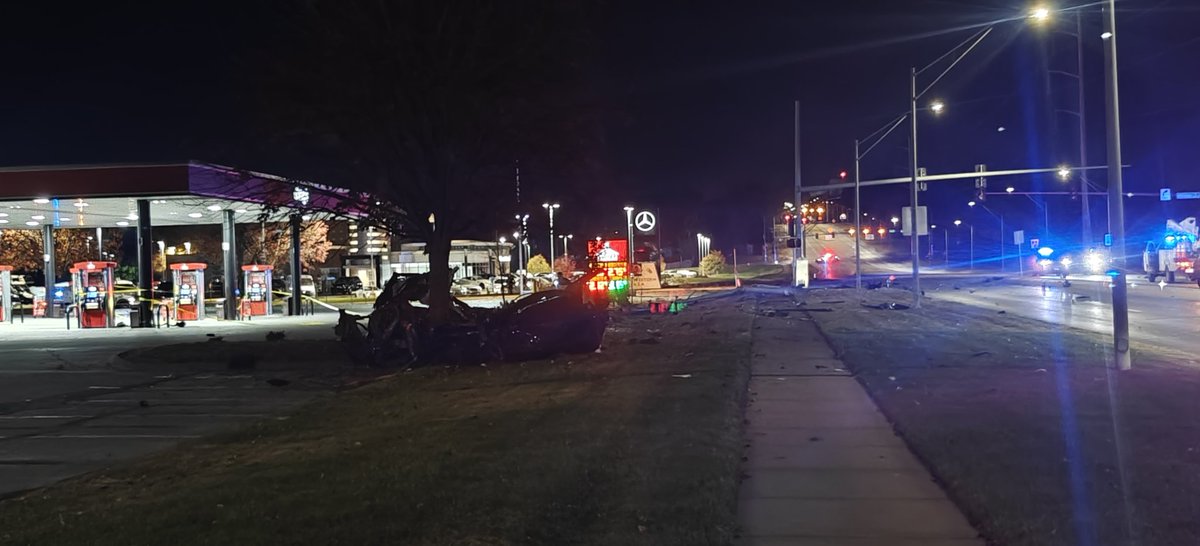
[1103,0,1129,370]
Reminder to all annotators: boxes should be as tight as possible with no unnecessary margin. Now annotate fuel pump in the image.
[71,261,116,328]
[0,265,12,322]
[170,262,207,321]
[241,264,273,316]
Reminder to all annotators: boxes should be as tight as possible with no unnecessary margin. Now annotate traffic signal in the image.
[974,164,987,202]
[785,214,796,237]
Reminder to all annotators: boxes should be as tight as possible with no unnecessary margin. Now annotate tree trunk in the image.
[425,232,453,325]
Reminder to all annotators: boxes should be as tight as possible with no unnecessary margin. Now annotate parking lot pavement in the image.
[0,314,348,498]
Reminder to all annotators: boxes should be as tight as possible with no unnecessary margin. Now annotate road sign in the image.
[1177,192,1200,200]
[634,210,656,234]
[1030,238,1040,249]
[900,206,928,236]
[1160,188,1172,201]
[1013,230,1025,245]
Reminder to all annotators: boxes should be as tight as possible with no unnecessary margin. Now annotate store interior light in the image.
[33,198,50,204]
[187,212,203,218]
[206,205,222,211]
[116,221,130,227]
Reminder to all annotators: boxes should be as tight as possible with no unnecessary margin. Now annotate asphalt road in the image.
[929,274,1200,360]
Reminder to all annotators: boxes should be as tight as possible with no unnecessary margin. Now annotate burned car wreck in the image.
[335,271,609,366]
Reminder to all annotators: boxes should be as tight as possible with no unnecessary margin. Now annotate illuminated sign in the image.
[634,211,656,233]
[587,239,630,292]
[588,239,628,263]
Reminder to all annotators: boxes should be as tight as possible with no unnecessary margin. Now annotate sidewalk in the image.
[736,298,982,545]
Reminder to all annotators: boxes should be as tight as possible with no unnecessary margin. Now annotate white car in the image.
[452,278,486,296]
[666,269,699,278]
[299,275,317,296]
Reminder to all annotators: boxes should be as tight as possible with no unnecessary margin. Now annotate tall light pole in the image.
[542,203,559,260]
[558,234,573,259]
[908,26,992,307]
[1102,0,1129,370]
[909,66,922,305]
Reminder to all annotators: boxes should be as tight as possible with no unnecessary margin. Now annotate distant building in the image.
[390,240,513,279]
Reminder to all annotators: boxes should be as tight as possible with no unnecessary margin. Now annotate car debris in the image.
[335,270,609,367]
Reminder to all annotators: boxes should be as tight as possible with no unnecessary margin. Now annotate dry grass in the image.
[807,287,1200,546]
[0,296,755,546]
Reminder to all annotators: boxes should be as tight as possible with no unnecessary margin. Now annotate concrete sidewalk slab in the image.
[736,299,981,545]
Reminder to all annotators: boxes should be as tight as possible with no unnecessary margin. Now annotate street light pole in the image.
[543,203,559,261]
[854,139,862,290]
[909,67,922,306]
[1103,0,1129,370]
[970,224,975,271]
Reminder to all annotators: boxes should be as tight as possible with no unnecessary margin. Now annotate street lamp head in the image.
[968,201,976,207]
[624,206,635,212]
[783,201,794,209]
[1101,31,1113,40]
[953,219,962,226]
[1006,186,1015,193]
[1030,6,1050,23]
[929,100,945,115]
[890,216,899,223]
[1057,165,1071,180]
[499,236,507,244]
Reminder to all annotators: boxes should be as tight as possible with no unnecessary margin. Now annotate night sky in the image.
[0,1,1195,256]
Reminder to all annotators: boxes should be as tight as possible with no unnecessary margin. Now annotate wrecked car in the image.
[335,270,608,366]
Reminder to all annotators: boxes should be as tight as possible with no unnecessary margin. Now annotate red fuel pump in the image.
[71,261,116,328]
[170,263,207,321]
[0,265,12,322]
[241,264,273,316]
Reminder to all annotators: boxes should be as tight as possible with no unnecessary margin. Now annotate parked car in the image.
[113,279,139,308]
[452,278,486,296]
[331,276,364,295]
[282,275,318,297]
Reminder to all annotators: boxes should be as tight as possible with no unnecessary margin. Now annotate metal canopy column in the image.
[289,213,302,315]
[42,223,55,317]
[222,210,238,320]
[135,199,154,327]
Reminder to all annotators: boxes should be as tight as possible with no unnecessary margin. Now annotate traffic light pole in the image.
[909,67,922,307]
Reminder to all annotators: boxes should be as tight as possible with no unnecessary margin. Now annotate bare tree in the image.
[245,0,596,322]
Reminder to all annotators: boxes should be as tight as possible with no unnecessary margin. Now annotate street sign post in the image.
[1160,188,1172,201]
[1013,230,1025,245]
[1030,238,1040,249]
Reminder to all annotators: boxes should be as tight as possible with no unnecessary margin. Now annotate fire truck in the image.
[1143,217,1200,286]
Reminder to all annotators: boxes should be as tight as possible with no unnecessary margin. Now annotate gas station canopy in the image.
[0,161,359,325]
[0,162,339,228]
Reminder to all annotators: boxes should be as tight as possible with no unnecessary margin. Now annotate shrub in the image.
[699,251,726,276]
